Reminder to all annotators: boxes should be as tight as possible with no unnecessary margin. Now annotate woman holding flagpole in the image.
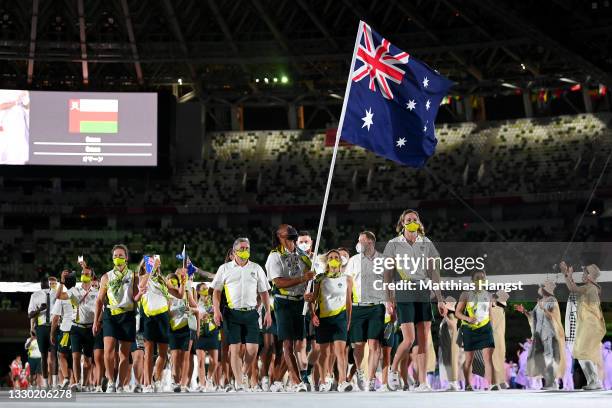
[383,209,446,391]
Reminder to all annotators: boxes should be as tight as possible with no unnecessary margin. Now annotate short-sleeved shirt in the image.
[346,251,385,303]
[68,286,98,325]
[212,260,270,309]
[265,247,310,297]
[28,289,57,326]
[51,298,75,332]
[383,234,439,282]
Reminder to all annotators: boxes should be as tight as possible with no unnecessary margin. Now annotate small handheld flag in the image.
[143,255,155,274]
[186,259,197,277]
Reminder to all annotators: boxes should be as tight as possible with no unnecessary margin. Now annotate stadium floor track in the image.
[3,389,612,408]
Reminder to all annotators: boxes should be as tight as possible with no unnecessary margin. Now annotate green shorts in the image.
[462,322,495,352]
[349,304,385,343]
[169,325,191,351]
[315,311,348,344]
[262,311,277,336]
[93,328,104,350]
[222,308,259,345]
[28,357,41,374]
[396,301,433,324]
[56,330,72,355]
[273,297,305,341]
[143,312,169,344]
[35,325,54,354]
[196,328,220,351]
[70,325,94,357]
[103,310,136,343]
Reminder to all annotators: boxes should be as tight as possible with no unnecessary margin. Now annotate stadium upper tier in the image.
[1,113,611,210]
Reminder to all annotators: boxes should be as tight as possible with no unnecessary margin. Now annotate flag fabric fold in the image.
[340,21,453,168]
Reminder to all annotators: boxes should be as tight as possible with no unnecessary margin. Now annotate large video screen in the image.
[0,90,157,166]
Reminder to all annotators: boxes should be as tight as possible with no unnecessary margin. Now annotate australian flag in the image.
[340,21,453,168]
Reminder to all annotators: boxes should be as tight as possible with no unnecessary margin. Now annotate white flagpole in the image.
[303,21,365,315]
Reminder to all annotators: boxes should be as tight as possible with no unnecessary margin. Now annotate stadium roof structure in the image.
[0,0,610,107]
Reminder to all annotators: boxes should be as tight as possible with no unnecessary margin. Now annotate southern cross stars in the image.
[425,99,431,111]
[361,108,374,131]
[406,99,416,111]
[423,77,429,88]
[396,137,406,148]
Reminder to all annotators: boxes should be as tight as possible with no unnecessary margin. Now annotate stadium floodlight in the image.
[264,77,269,84]
[255,78,260,83]
[281,75,288,84]
[520,63,526,70]
[329,93,343,100]
[559,77,578,84]
[178,78,183,85]
[501,82,519,89]
[273,77,278,83]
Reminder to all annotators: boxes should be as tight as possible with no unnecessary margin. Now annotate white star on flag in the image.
[423,124,428,132]
[406,99,416,111]
[396,137,406,147]
[361,108,374,131]
[425,99,431,111]
[423,77,429,88]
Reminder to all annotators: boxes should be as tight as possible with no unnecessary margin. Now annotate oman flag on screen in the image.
[69,99,118,133]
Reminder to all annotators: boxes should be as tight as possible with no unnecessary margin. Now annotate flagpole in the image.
[303,21,365,315]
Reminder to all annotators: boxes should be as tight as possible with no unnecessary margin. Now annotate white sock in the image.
[42,378,48,387]
[52,375,57,386]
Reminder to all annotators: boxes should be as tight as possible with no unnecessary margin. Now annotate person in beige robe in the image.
[515,280,566,390]
[438,296,460,390]
[560,262,606,390]
[490,290,509,389]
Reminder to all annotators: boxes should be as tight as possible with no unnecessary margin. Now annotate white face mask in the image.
[297,243,310,252]
[355,243,363,254]
[341,256,348,266]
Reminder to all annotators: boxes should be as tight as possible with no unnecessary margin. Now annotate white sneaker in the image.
[583,381,603,390]
[414,383,432,392]
[143,385,154,393]
[270,381,284,392]
[94,385,103,393]
[224,383,235,392]
[295,382,308,392]
[60,379,70,390]
[205,379,214,392]
[261,376,270,392]
[251,384,263,392]
[116,386,125,393]
[367,378,376,392]
[153,380,162,393]
[448,381,459,391]
[181,385,189,393]
[387,370,400,391]
[377,384,391,392]
[234,384,245,392]
[355,369,366,391]
[338,381,353,392]
[69,383,81,392]
[106,382,116,393]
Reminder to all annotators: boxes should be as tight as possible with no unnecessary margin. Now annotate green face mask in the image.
[113,258,126,267]
[328,259,341,269]
[80,275,92,283]
[404,222,420,233]
[236,250,250,260]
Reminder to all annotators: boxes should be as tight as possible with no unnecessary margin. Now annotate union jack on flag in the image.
[352,22,409,100]
[340,21,453,168]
